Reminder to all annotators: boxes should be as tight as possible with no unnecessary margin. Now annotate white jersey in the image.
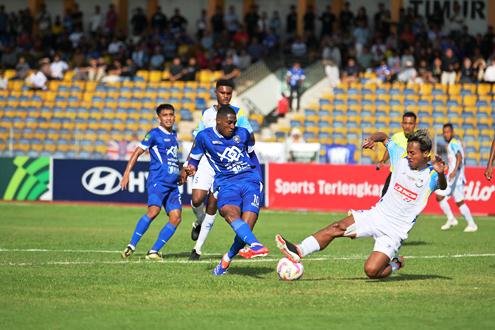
[374,141,441,230]
[446,137,465,183]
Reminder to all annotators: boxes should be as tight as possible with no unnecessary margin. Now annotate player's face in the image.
[215,86,233,106]
[157,109,175,130]
[401,116,416,137]
[442,126,453,143]
[217,113,237,138]
[407,141,429,169]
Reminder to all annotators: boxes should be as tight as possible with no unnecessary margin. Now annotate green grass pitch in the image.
[0,202,494,329]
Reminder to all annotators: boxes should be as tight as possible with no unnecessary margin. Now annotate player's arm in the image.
[247,133,262,178]
[377,149,389,170]
[121,147,145,190]
[180,114,206,179]
[362,131,389,149]
[448,151,462,181]
[184,134,205,178]
[484,138,495,181]
[432,155,448,190]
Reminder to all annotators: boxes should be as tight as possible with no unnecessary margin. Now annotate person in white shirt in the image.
[276,129,447,279]
[26,63,49,90]
[50,54,68,80]
[89,5,103,34]
[483,58,495,83]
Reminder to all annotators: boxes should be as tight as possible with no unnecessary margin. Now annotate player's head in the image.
[406,129,432,169]
[401,112,417,137]
[216,104,237,138]
[156,103,175,130]
[215,79,234,106]
[442,123,454,143]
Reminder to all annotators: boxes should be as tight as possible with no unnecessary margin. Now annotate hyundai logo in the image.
[81,167,122,195]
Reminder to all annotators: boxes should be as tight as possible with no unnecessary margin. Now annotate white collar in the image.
[212,126,224,138]
[158,126,173,135]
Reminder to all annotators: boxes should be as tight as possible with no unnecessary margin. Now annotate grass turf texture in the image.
[0,202,494,329]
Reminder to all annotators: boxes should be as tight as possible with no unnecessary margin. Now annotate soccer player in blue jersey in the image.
[184,105,268,275]
[276,130,447,279]
[184,79,254,261]
[120,104,182,260]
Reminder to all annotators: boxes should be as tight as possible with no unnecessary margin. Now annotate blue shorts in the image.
[147,184,182,214]
[216,179,263,215]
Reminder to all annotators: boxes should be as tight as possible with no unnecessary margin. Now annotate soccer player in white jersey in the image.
[484,137,495,181]
[276,129,447,279]
[182,79,254,260]
[436,123,478,232]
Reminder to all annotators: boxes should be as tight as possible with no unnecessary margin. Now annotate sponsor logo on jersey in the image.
[217,146,243,162]
[144,134,151,141]
[233,135,241,143]
[164,138,171,142]
[394,182,418,202]
[81,167,122,195]
[167,145,178,157]
[212,140,222,145]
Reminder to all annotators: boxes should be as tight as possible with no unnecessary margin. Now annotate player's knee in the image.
[147,209,160,219]
[191,194,204,207]
[456,200,464,207]
[169,216,181,226]
[327,221,347,236]
[364,264,382,279]
[436,195,443,202]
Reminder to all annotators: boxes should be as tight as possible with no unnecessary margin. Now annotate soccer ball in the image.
[276,257,304,281]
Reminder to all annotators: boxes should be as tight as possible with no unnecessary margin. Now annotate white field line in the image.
[0,248,494,267]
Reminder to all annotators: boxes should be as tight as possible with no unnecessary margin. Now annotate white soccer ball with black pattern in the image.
[276,257,304,281]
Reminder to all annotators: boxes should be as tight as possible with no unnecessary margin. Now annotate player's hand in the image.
[375,161,384,171]
[432,155,445,174]
[120,175,129,191]
[362,137,375,149]
[448,171,456,182]
[184,165,197,177]
[178,168,188,185]
[484,166,492,181]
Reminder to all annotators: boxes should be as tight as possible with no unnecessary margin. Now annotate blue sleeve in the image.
[189,133,205,167]
[139,130,154,150]
[386,140,405,168]
[429,170,439,191]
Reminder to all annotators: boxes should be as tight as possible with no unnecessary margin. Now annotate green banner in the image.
[0,157,50,201]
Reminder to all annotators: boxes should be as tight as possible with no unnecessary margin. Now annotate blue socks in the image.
[129,215,152,247]
[227,235,245,260]
[150,222,177,252]
[230,219,259,246]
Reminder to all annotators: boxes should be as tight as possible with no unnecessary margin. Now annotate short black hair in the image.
[156,103,175,115]
[216,79,235,90]
[216,104,236,119]
[443,123,454,130]
[403,111,417,121]
[408,129,432,152]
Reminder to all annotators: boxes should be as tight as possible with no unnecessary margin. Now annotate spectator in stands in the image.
[101,59,122,83]
[225,6,240,37]
[1,46,18,69]
[221,55,240,86]
[374,60,391,84]
[168,57,184,81]
[416,59,435,83]
[400,47,415,69]
[263,28,279,51]
[233,24,249,46]
[339,2,354,34]
[0,70,7,90]
[459,57,475,83]
[324,60,340,88]
[151,6,167,34]
[447,1,464,37]
[170,8,187,34]
[26,62,49,90]
[286,128,306,162]
[69,26,84,48]
[131,7,148,37]
[258,11,269,38]
[182,57,198,81]
[71,3,83,31]
[269,10,282,36]
[286,62,305,111]
[397,60,417,83]
[484,58,495,83]
[87,57,106,81]
[320,5,336,39]
[275,93,289,118]
[247,37,265,62]
[13,56,30,80]
[89,5,103,35]
[0,5,7,36]
[321,38,341,67]
[286,5,297,37]
[233,49,251,70]
[36,3,52,37]
[149,46,165,70]
[131,42,148,68]
[291,36,307,58]
[341,57,360,84]
[105,4,118,34]
[304,5,316,34]
[107,36,124,55]
[210,5,224,41]
[244,4,259,39]
[357,46,373,69]
[50,53,68,80]
[441,48,459,85]
[121,58,137,80]
[51,15,63,36]
[431,56,443,82]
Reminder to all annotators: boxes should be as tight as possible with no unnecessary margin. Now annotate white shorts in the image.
[350,208,410,259]
[435,177,465,203]
[191,157,215,191]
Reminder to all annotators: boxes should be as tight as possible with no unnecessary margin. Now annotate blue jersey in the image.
[190,126,261,189]
[192,105,253,137]
[287,67,305,87]
[139,126,180,188]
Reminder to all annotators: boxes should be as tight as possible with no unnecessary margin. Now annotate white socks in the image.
[191,201,205,225]
[299,236,320,257]
[438,199,454,220]
[193,213,216,253]
[459,204,476,226]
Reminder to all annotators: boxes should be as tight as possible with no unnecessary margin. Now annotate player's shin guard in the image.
[191,201,205,225]
[150,222,177,252]
[230,219,259,246]
[129,215,152,247]
[193,213,216,253]
[438,199,455,220]
[299,236,320,257]
[459,204,476,226]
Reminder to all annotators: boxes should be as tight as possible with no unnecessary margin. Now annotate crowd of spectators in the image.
[0,1,494,87]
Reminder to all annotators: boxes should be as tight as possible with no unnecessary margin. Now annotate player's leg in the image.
[457,200,477,232]
[276,215,355,262]
[190,192,218,260]
[190,161,215,240]
[147,188,182,260]
[121,205,161,258]
[364,235,404,279]
[436,186,458,230]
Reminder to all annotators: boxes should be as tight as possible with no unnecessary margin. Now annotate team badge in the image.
[144,134,151,141]
[233,135,241,143]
